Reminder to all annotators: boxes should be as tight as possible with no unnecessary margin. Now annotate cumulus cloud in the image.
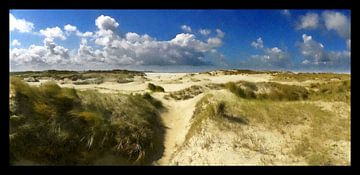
[10,41,70,67]
[251,37,264,49]
[9,13,34,33]
[298,34,350,67]
[11,39,21,47]
[10,26,70,68]
[242,38,291,69]
[295,11,350,41]
[299,34,328,64]
[296,13,319,30]
[95,15,119,31]
[216,29,225,38]
[10,15,226,70]
[64,24,77,32]
[40,27,66,40]
[199,29,211,36]
[77,31,93,38]
[181,25,192,33]
[63,24,93,38]
[322,11,350,39]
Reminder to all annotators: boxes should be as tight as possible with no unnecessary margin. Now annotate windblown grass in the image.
[165,85,204,100]
[224,81,309,101]
[10,77,164,165]
[185,81,350,165]
[272,72,350,82]
[308,80,350,103]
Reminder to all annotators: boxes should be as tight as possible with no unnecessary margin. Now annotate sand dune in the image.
[20,71,350,165]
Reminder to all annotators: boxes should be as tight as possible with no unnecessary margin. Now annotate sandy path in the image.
[152,93,205,165]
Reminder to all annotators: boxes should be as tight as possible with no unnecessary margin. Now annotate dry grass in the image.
[184,86,350,165]
[165,85,204,100]
[9,77,164,165]
[10,69,145,84]
[272,72,350,82]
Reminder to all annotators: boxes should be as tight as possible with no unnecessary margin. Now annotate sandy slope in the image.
[152,93,206,165]
[22,71,350,165]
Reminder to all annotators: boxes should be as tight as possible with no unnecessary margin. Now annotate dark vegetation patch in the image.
[9,77,164,165]
[148,83,165,92]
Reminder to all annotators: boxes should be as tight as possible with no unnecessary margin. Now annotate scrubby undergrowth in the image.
[10,77,164,165]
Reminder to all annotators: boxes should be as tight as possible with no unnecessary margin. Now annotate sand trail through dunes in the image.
[152,93,206,165]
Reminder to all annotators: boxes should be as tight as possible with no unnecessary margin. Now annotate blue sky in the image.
[9,10,351,72]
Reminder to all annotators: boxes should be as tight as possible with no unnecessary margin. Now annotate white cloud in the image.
[299,34,328,64]
[322,11,350,39]
[216,29,225,38]
[268,47,282,53]
[251,37,264,49]
[95,15,119,31]
[62,24,95,39]
[10,25,70,67]
[40,27,66,40]
[10,15,226,70]
[295,11,350,41]
[282,10,291,17]
[302,59,310,64]
[199,29,211,36]
[64,24,77,32]
[181,25,192,33]
[207,37,222,47]
[298,34,350,67]
[10,40,70,67]
[9,13,34,33]
[77,31,93,38]
[296,13,319,30]
[245,38,291,68]
[11,39,21,47]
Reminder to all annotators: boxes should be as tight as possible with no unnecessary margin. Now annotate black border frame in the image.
[1,0,356,175]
